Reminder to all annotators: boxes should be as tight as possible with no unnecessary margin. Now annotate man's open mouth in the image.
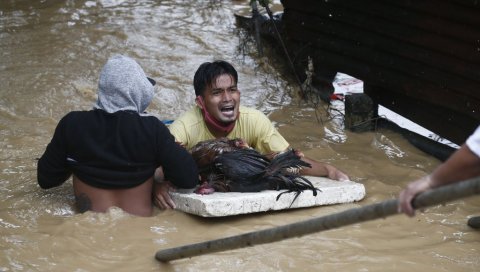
[220,105,235,114]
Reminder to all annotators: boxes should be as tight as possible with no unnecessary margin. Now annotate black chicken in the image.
[191,138,319,201]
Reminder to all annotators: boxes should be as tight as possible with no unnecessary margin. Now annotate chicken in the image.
[190,138,319,201]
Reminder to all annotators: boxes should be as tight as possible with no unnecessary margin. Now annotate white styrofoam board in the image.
[171,176,366,217]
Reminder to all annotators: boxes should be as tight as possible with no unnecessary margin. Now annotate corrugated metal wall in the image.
[280,0,480,144]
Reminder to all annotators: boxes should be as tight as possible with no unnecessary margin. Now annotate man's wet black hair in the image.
[193,60,238,97]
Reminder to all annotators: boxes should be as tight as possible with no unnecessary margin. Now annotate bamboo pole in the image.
[155,176,480,262]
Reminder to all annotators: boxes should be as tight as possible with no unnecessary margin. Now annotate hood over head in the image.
[94,55,155,114]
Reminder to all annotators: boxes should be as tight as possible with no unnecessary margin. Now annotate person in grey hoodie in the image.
[37,55,198,216]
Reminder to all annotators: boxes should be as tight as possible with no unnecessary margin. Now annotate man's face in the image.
[201,74,240,123]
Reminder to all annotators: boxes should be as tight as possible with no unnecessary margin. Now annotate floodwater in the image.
[0,1,478,271]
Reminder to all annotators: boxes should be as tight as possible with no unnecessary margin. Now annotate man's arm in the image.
[156,126,198,189]
[153,118,191,210]
[37,117,72,189]
[153,124,198,209]
[299,156,349,181]
[153,167,177,209]
[251,109,349,181]
[398,143,480,216]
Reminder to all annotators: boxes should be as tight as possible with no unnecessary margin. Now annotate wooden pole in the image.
[155,176,480,262]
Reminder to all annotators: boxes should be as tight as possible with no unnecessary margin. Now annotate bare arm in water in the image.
[299,156,349,181]
[398,143,480,216]
[275,150,348,181]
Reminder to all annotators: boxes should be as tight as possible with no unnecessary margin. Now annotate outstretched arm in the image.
[299,156,349,181]
[398,144,480,216]
[153,125,199,210]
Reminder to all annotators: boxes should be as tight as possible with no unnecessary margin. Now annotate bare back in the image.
[73,176,154,217]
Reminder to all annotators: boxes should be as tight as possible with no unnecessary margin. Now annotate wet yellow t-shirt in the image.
[168,105,289,155]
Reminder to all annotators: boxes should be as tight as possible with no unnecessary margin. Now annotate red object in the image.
[330,93,345,101]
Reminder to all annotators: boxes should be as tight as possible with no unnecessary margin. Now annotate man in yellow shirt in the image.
[154,60,349,209]
[169,104,289,156]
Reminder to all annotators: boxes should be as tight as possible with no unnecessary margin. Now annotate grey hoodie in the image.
[94,55,154,114]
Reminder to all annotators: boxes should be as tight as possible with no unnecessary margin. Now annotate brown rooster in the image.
[191,138,319,201]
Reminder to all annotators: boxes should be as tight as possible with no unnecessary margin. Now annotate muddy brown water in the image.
[0,1,478,271]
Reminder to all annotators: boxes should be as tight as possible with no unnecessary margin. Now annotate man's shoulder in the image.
[61,110,92,121]
[172,107,204,126]
[65,110,89,116]
[238,106,270,123]
[169,107,205,137]
[64,109,107,118]
[239,105,263,114]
